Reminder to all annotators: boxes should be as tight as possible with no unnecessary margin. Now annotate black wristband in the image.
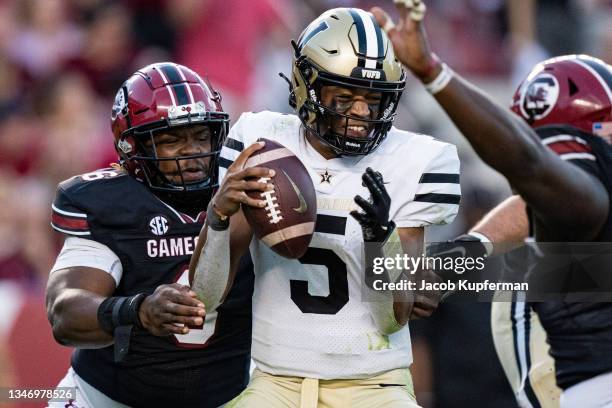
[97,293,147,334]
[206,200,230,231]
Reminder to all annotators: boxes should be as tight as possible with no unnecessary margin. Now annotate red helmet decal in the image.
[519,73,560,121]
[511,55,612,134]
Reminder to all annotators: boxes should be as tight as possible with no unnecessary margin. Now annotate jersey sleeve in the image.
[536,128,602,180]
[394,143,461,228]
[51,183,91,236]
[50,237,123,285]
[219,113,249,181]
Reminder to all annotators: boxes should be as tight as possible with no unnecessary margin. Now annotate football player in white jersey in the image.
[189,7,461,407]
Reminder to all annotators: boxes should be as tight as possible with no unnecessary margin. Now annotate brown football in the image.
[242,138,316,259]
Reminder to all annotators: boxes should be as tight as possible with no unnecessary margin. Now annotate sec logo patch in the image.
[150,215,170,236]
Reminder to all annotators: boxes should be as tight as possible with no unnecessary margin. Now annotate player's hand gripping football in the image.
[351,167,395,244]
[370,1,441,83]
[138,283,206,336]
[211,141,274,218]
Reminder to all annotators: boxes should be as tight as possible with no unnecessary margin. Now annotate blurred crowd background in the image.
[0,0,611,407]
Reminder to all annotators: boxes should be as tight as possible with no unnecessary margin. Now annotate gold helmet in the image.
[288,8,406,155]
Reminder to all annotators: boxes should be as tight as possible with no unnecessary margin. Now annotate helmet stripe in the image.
[298,20,329,52]
[174,64,196,104]
[354,9,379,69]
[159,64,190,106]
[171,84,190,106]
[580,58,612,91]
[369,13,385,69]
[348,9,367,67]
[573,59,612,108]
[155,64,177,106]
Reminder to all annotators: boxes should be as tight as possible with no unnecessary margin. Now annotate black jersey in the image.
[528,126,612,389]
[51,168,253,407]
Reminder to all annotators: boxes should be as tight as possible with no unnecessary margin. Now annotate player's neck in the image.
[303,129,338,160]
[151,189,209,218]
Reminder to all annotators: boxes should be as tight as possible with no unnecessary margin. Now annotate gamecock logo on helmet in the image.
[520,73,560,121]
[111,87,127,121]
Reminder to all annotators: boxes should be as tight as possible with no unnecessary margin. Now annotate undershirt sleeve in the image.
[50,237,123,286]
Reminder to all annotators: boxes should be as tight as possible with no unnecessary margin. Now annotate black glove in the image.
[350,167,395,245]
[426,234,488,283]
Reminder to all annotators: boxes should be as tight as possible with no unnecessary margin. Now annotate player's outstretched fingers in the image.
[370,7,396,36]
[362,170,387,203]
[354,195,377,216]
[366,167,385,187]
[394,0,426,22]
[350,209,369,225]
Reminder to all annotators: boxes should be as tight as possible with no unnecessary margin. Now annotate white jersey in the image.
[219,111,460,379]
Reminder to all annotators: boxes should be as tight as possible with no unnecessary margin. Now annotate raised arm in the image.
[371,2,608,240]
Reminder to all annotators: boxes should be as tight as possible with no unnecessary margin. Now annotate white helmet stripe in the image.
[155,64,177,107]
[355,9,378,69]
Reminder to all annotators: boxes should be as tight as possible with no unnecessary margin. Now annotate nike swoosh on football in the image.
[282,169,308,214]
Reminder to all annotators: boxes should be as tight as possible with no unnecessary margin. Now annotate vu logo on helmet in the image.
[286,8,406,156]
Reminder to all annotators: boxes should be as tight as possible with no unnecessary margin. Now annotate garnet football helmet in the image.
[288,8,406,156]
[111,62,229,199]
[511,55,612,137]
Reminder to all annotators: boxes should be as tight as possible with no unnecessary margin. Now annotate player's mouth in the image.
[167,166,206,183]
[342,124,370,138]
[181,168,206,182]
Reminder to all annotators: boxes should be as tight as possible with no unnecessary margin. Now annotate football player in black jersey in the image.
[424,53,612,407]
[373,1,612,406]
[45,63,254,408]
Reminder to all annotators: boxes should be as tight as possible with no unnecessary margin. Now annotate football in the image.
[242,138,317,259]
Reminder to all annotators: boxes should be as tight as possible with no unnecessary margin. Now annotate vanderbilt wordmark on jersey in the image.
[220,111,460,379]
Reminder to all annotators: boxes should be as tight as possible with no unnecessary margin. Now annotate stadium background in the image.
[0,0,610,407]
